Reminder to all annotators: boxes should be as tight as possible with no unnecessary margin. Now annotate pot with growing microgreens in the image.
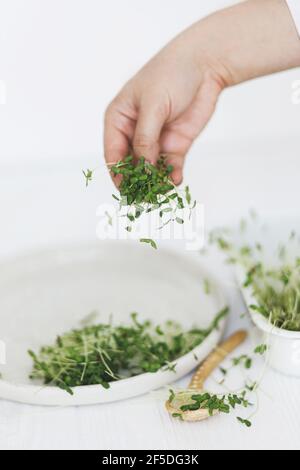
[209,217,300,377]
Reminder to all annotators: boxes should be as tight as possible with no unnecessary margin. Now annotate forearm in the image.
[170,0,300,86]
[104,0,300,175]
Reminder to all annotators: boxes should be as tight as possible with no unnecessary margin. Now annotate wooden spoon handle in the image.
[188,330,247,390]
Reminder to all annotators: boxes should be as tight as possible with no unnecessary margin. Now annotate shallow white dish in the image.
[237,266,300,378]
[0,242,227,406]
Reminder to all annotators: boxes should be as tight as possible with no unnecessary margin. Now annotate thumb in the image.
[133,97,168,164]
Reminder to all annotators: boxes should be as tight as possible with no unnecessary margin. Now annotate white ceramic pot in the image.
[237,267,300,378]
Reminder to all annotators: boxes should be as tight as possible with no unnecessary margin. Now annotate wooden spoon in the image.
[166,330,247,422]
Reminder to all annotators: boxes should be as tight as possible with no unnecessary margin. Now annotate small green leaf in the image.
[140,238,157,250]
[203,279,211,295]
[172,413,183,420]
[82,169,93,187]
[245,358,252,369]
[254,344,268,355]
[185,186,191,205]
[237,417,252,428]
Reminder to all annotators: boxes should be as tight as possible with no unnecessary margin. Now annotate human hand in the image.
[104,39,226,185]
[104,0,300,186]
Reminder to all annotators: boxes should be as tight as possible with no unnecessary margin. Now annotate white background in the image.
[0,0,300,450]
[0,0,299,159]
[0,0,299,255]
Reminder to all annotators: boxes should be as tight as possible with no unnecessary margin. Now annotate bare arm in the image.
[104,0,300,184]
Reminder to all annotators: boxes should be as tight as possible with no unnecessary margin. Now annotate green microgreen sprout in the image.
[140,238,157,250]
[82,169,94,187]
[105,211,113,226]
[237,417,252,428]
[172,413,184,421]
[169,389,175,403]
[254,344,268,355]
[203,279,211,295]
[232,355,252,370]
[163,362,177,373]
[245,381,258,392]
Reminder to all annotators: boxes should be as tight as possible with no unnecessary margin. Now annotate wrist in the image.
[191,0,300,87]
[178,14,238,89]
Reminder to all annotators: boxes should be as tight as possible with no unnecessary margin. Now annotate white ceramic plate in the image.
[0,242,227,406]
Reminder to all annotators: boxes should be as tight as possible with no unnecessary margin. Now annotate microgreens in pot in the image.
[209,217,300,332]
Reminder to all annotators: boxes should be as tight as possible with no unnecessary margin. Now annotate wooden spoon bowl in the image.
[166,330,247,422]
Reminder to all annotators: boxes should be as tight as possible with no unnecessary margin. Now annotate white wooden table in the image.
[1,313,300,450]
[0,151,300,450]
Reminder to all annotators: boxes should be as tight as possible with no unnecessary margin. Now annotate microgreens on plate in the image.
[28,308,228,395]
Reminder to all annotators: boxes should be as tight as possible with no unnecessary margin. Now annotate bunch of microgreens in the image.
[166,273,270,429]
[209,218,300,332]
[168,342,268,428]
[28,308,228,395]
[83,155,196,249]
[168,389,252,427]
